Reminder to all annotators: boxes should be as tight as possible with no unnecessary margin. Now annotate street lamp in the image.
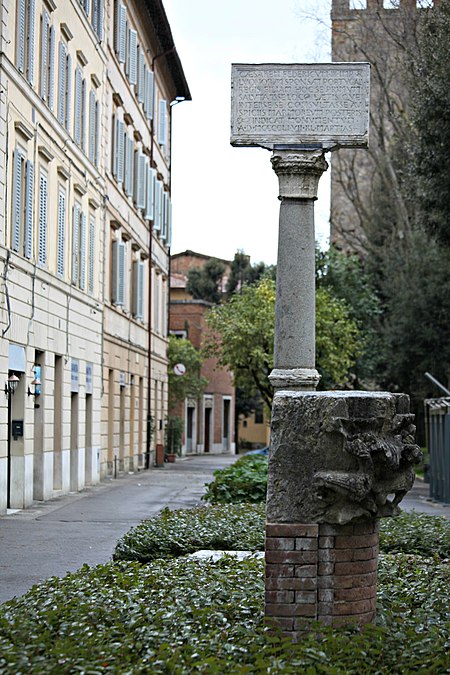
[5,373,20,398]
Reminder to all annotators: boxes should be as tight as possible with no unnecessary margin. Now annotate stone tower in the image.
[330,0,440,254]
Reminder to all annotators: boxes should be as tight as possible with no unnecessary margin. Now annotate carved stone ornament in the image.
[271,150,329,200]
[267,391,422,525]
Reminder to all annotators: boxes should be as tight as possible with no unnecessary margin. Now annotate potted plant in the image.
[164,416,183,462]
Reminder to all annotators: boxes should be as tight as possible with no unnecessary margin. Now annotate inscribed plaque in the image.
[231,63,370,150]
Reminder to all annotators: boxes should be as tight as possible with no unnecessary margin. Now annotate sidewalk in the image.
[0,457,447,605]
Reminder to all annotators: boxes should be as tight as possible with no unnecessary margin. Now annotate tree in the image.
[226,251,276,295]
[186,258,226,304]
[167,336,208,412]
[204,278,362,408]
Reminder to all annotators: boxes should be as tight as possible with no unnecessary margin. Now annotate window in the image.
[144,165,155,220]
[11,148,33,259]
[157,99,167,146]
[112,114,125,182]
[79,0,103,39]
[153,179,163,233]
[134,149,146,210]
[124,131,134,197]
[40,10,56,109]
[89,89,100,166]
[58,42,72,131]
[132,258,144,320]
[74,66,87,149]
[137,45,145,103]
[88,215,95,294]
[72,202,87,289]
[16,0,35,85]
[114,2,126,63]
[111,238,126,306]
[56,187,66,277]
[126,28,137,85]
[37,169,48,267]
[144,68,154,120]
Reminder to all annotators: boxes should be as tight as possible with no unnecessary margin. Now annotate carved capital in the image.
[271,149,328,199]
[269,367,321,391]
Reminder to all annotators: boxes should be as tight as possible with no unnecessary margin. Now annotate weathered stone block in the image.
[267,391,421,525]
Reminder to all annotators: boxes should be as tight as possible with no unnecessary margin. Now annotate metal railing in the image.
[425,397,450,505]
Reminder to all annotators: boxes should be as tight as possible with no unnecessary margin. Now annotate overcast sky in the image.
[164,0,331,265]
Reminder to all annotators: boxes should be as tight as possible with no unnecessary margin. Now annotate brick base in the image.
[265,521,379,638]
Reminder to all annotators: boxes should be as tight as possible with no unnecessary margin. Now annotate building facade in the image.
[170,252,235,455]
[0,0,190,514]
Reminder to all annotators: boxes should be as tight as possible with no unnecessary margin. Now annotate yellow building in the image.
[0,0,190,513]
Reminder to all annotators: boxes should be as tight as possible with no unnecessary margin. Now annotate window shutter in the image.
[27,0,36,85]
[161,191,167,241]
[137,47,145,103]
[57,189,66,276]
[66,52,72,131]
[83,0,90,16]
[72,203,80,284]
[134,150,146,209]
[166,198,172,247]
[117,119,125,183]
[89,89,96,163]
[124,133,133,197]
[115,2,126,62]
[88,217,95,294]
[40,11,50,100]
[94,99,100,168]
[133,259,144,319]
[145,166,155,220]
[79,211,87,290]
[74,66,82,144]
[58,42,66,124]
[144,68,154,120]
[157,99,167,145]
[11,151,23,252]
[112,239,126,305]
[128,29,137,85]
[153,179,161,232]
[24,160,34,259]
[94,0,103,41]
[38,171,47,266]
[16,0,26,73]
[48,25,56,110]
[81,78,87,151]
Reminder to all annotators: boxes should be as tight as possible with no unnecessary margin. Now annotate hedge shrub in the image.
[0,553,449,673]
[202,454,268,504]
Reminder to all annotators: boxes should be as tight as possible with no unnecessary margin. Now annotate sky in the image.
[164,0,332,266]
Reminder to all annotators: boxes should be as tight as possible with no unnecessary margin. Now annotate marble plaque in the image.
[231,63,370,150]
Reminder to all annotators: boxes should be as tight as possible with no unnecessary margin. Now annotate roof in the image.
[143,0,191,101]
[171,250,231,265]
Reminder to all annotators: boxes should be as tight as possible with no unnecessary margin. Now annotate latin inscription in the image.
[231,64,370,149]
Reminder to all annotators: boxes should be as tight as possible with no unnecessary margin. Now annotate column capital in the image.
[271,149,328,200]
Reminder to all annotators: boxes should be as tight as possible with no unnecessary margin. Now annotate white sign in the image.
[231,63,370,151]
[174,363,186,376]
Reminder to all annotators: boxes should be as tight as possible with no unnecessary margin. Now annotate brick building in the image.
[169,251,235,455]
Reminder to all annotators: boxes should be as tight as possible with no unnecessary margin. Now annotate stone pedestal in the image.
[265,390,421,637]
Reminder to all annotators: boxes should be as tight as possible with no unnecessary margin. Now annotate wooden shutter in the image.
[128,29,137,85]
[74,66,82,144]
[132,259,144,319]
[57,189,66,276]
[11,150,23,252]
[27,0,36,85]
[115,2,126,62]
[145,165,155,220]
[72,203,80,284]
[66,52,72,131]
[117,119,125,183]
[166,198,172,247]
[112,239,126,305]
[158,99,167,145]
[88,216,95,294]
[89,89,96,163]
[124,133,134,197]
[161,191,168,241]
[81,78,87,151]
[24,160,34,259]
[94,99,100,168]
[58,42,66,124]
[40,10,50,100]
[38,171,48,267]
[137,47,145,103]
[134,150,146,209]
[79,211,87,290]
[145,68,154,120]
[153,179,161,232]
[16,0,26,73]
[48,25,56,110]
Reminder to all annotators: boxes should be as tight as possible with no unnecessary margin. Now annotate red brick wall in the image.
[265,520,379,637]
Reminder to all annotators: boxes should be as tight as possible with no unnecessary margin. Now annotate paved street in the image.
[0,454,237,604]
[0,454,448,605]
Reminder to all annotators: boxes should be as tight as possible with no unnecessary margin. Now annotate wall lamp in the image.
[28,365,41,397]
[5,373,20,397]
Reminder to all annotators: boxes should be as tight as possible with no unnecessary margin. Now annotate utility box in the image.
[155,444,164,468]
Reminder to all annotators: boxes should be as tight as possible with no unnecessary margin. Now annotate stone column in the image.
[269,149,328,392]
